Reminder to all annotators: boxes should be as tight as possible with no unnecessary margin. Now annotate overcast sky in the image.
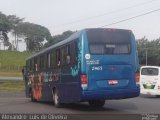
[0,0,160,50]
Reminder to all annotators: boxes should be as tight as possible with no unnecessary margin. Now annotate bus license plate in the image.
[108,80,118,85]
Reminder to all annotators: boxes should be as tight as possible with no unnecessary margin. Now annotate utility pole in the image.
[145,48,148,66]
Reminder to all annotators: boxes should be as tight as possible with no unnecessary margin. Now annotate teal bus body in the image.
[25,28,140,107]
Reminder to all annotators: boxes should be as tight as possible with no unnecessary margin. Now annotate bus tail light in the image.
[135,72,140,85]
[81,74,88,89]
[158,85,160,90]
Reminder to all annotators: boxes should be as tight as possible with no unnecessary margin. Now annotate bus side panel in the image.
[29,71,51,102]
[41,81,53,102]
[58,73,82,103]
[36,69,82,102]
[55,39,82,103]
[41,70,62,102]
[130,33,139,72]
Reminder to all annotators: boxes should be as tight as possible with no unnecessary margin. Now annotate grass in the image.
[0,80,25,92]
[0,50,31,66]
[0,50,31,72]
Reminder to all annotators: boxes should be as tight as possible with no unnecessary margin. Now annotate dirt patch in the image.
[0,72,22,77]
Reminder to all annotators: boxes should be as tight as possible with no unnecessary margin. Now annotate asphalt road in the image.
[0,92,160,118]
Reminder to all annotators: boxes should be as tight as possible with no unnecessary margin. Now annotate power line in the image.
[75,5,159,29]
[100,8,160,27]
[53,7,160,34]
[53,0,159,28]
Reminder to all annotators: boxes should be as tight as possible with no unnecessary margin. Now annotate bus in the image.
[140,66,160,97]
[23,28,140,108]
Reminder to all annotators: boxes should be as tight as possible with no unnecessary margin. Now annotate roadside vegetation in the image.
[137,37,160,66]
[0,80,24,92]
[0,51,30,67]
[0,51,31,73]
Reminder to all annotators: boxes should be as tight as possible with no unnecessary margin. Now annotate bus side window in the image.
[44,54,47,70]
[61,46,67,65]
[41,55,46,70]
[50,52,53,68]
[40,56,43,70]
[70,41,78,64]
[53,50,56,68]
[61,45,71,65]
[47,53,51,69]
[34,57,38,71]
[66,45,71,64]
[56,49,61,66]
[31,59,34,71]
[37,56,40,71]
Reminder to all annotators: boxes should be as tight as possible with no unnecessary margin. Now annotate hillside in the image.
[0,51,31,72]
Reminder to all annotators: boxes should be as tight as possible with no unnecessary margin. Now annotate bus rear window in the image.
[141,68,159,76]
[90,44,130,54]
[87,29,131,55]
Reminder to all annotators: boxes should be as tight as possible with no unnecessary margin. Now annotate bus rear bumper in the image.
[81,88,140,101]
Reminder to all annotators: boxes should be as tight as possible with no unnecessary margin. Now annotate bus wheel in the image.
[53,89,62,108]
[156,95,160,98]
[88,100,105,108]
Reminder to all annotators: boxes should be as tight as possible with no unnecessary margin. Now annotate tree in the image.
[16,22,52,52]
[0,12,12,49]
[7,15,24,50]
[45,30,74,47]
[137,37,160,65]
[0,12,12,32]
[0,11,52,52]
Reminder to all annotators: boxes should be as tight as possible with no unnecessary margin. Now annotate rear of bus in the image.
[80,28,140,102]
[140,66,160,96]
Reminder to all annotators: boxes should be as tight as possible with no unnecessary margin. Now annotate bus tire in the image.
[156,95,160,98]
[88,100,105,108]
[53,89,62,108]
